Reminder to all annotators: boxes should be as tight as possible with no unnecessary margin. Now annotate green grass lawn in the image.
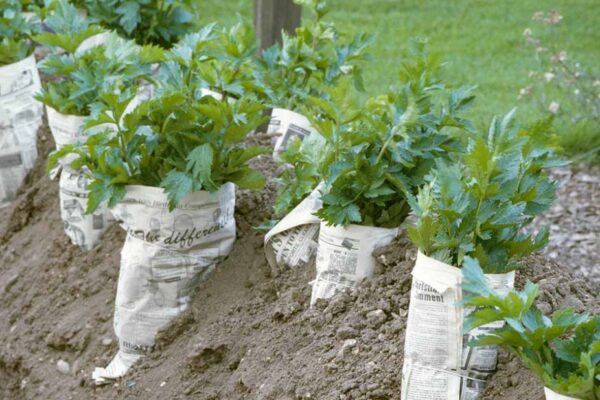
[196,0,600,155]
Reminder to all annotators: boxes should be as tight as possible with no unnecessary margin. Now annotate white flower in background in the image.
[523,28,532,37]
[518,85,533,99]
[532,11,545,21]
[544,72,555,82]
[574,89,580,95]
[551,51,567,63]
[528,70,538,78]
[547,10,563,25]
[593,80,600,87]
[548,101,560,113]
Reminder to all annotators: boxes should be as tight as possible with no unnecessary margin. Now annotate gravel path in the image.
[534,165,599,285]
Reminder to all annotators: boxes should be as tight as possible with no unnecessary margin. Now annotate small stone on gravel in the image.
[366,309,387,327]
[56,360,70,375]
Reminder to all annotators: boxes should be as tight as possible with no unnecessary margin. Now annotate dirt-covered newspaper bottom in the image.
[0,54,43,207]
[311,222,399,305]
[401,252,515,400]
[264,187,322,270]
[267,108,318,157]
[544,387,580,400]
[92,183,236,384]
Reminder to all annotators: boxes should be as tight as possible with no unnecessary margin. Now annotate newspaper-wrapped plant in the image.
[80,0,197,48]
[34,0,164,116]
[462,258,600,400]
[42,29,268,382]
[407,110,562,273]
[0,0,40,65]
[255,0,373,111]
[255,0,373,157]
[263,42,475,279]
[0,0,44,208]
[49,29,268,212]
[400,112,562,399]
[35,0,164,250]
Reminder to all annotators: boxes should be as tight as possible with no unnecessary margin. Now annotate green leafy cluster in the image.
[49,27,269,211]
[0,0,40,65]
[407,111,563,273]
[274,42,475,227]
[33,0,103,54]
[255,0,374,111]
[81,0,197,48]
[167,21,259,101]
[34,0,164,115]
[462,259,600,400]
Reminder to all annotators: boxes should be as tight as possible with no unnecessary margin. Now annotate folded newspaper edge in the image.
[267,108,318,157]
[0,54,43,208]
[310,221,399,305]
[264,186,323,270]
[93,183,236,384]
[401,251,515,400]
[544,387,580,400]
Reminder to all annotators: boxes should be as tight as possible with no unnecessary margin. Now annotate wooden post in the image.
[254,0,302,50]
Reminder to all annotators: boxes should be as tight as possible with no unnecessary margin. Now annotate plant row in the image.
[1,0,597,398]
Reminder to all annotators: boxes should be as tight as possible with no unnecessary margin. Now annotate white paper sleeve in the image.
[311,222,399,305]
[264,187,322,270]
[401,251,515,400]
[46,106,88,150]
[0,54,43,207]
[544,387,580,400]
[93,183,236,384]
[267,108,318,157]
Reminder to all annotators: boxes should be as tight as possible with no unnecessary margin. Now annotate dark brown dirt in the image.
[0,120,598,400]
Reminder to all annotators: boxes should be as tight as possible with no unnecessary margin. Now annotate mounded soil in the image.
[0,118,598,400]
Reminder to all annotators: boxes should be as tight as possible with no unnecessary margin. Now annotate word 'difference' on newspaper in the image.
[267,108,318,157]
[401,251,515,400]
[0,54,43,207]
[310,222,398,305]
[93,183,236,384]
[264,187,323,270]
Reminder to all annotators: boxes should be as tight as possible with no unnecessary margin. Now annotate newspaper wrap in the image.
[401,251,515,400]
[93,183,236,384]
[311,222,399,305]
[47,108,112,250]
[544,387,580,400]
[267,108,318,156]
[0,54,43,207]
[46,107,89,150]
[264,187,322,270]
[58,166,110,250]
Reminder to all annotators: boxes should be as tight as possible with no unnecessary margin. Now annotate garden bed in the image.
[0,120,598,400]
